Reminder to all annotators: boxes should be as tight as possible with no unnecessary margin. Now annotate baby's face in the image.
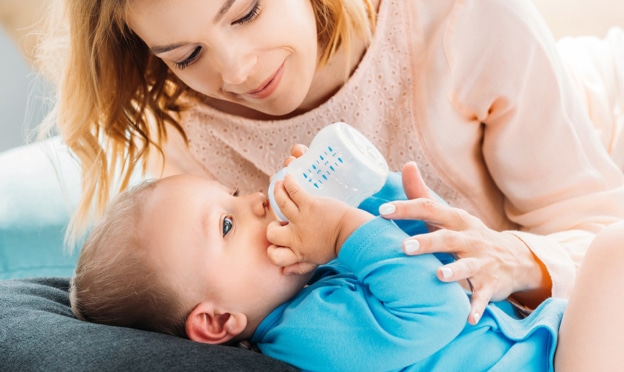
[141,174,312,325]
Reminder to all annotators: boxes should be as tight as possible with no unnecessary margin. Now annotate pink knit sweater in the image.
[173,0,624,298]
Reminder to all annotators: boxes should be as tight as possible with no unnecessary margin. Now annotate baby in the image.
[70,172,566,371]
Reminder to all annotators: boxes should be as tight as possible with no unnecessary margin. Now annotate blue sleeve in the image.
[358,172,429,236]
[359,172,455,265]
[257,218,470,371]
[339,218,471,359]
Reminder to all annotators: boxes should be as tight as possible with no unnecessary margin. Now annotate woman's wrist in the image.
[507,232,553,308]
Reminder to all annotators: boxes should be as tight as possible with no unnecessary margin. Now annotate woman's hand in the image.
[380,162,547,325]
[266,174,373,273]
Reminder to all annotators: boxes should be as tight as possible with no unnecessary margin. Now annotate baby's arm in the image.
[266,174,373,268]
[260,210,471,371]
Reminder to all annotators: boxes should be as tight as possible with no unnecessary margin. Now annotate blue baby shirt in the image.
[251,173,565,371]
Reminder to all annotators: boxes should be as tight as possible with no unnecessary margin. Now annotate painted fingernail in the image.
[379,203,396,215]
[440,267,453,279]
[472,312,480,323]
[404,240,420,254]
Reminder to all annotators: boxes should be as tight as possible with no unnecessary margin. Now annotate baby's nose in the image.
[250,192,268,217]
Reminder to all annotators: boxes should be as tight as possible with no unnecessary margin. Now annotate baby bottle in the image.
[268,122,389,221]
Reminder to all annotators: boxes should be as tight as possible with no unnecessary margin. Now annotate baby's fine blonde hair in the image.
[69,180,189,338]
[41,0,376,244]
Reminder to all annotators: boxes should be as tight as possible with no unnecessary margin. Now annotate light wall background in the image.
[532,0,624,39]
[0,27,50,152]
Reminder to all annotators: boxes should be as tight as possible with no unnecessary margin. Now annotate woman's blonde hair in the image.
[41,0,376,245]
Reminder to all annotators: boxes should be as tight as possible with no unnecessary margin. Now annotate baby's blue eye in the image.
[222,216,233,236]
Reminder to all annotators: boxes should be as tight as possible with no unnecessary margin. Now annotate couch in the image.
[0,138,296,371]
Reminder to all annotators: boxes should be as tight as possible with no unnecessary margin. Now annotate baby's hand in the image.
[283,144,308,166]
[266,175,373,270]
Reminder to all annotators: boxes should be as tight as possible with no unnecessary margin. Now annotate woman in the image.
[43,0,624,324]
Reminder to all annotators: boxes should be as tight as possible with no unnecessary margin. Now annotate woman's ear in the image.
[186,302,248,344]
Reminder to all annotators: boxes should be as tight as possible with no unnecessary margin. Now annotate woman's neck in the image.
[202,36,369,121]
[299,0,381,112]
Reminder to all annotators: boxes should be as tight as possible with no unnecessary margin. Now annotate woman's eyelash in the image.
[174,46,202,70]
[234,2,261,25]
[172,2,260,70]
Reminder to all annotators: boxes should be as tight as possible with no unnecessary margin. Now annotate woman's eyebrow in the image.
[151,43,186,55]
[216,0,236,23]
[150,0,237,55]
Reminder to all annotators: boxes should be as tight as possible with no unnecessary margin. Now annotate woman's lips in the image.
[245,63,284,99]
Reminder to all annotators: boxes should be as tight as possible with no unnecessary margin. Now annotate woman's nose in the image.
[223,60,256,85]
[213,44,256,85]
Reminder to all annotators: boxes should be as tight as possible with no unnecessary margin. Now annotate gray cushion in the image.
[0,277,297,371]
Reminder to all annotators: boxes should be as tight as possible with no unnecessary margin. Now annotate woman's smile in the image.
[244,62,285,99]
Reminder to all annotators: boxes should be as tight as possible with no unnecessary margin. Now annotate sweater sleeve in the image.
[256,218,470,371]
[444,0,624,298]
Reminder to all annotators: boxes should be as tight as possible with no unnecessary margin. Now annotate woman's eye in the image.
[234,2,261,25]
[222,216,233,237]
[174,46,202,70]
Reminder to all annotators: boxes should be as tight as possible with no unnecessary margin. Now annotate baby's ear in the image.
[186,302,247,344]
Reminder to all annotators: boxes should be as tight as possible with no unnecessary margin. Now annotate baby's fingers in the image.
[283,155,297,167]
[266,219,292,245]
[272,179,300,219]
[284,144,308,166]
[282,174,308,204]
[283,262,318,275]
[267,244,300,268]
[290,144,308,158]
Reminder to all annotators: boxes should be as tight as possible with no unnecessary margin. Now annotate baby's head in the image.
[70,174,311,344]
[69,179,191,337]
